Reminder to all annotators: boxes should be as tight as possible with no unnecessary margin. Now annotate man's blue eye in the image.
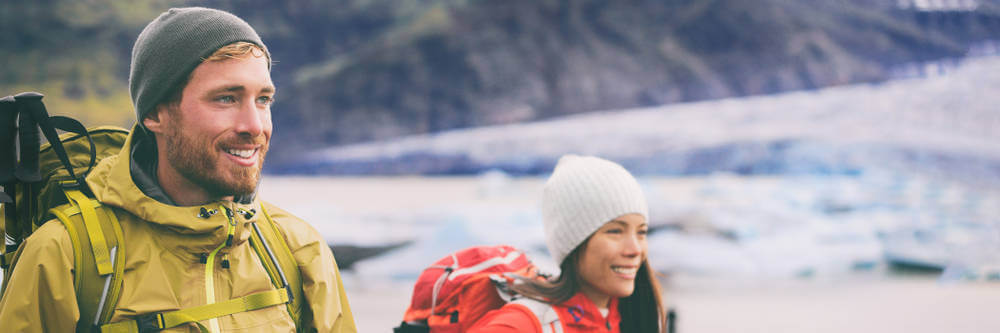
[257,96,274,105]
[216,95,236,103]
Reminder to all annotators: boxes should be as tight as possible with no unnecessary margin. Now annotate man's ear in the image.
[143,104,170,134]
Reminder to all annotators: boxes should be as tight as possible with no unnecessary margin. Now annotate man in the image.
[0,7,357,332]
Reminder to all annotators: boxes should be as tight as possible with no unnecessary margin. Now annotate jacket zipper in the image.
[203,204,236,333]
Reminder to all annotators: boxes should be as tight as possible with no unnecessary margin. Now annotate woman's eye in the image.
[606,228,624,234]
[638,229,648,235]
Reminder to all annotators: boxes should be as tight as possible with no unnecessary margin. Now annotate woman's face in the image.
[576,213,648,307]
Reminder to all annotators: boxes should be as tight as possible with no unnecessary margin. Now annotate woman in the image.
[469,155,665,332]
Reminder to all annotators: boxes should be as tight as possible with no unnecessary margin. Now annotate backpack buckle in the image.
[134,313,164,333]
[58,179,85,190]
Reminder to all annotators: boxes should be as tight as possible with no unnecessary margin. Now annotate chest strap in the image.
[510,297,562,333]
[99,286,291,333]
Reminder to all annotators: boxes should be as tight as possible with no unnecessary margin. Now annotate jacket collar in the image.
[129,126,176,205]
[555,292,621,331]
[86,126,261,236]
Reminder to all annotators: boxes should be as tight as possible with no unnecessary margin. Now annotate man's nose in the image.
[235,99,265,136]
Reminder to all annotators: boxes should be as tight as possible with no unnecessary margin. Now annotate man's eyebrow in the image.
[206,85,276,95]
[207,85,245,95]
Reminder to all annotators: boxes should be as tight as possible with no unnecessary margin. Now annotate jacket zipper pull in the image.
[237,208,256,220]
[198,207,218,218]
[222,206,236,247]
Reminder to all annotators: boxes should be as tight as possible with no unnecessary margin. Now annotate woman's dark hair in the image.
[619,260,665,332]
[509,246,585,305]
[510,242,665,332]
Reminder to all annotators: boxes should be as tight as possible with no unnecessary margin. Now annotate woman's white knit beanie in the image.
[543,155,648,265]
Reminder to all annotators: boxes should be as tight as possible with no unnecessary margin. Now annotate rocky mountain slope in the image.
[4,0,999,164]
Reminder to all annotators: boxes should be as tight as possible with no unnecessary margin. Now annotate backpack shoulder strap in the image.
[48,187,126,332]
[510,297,562,333]
[96,204,298,333]
[248,204,307,330]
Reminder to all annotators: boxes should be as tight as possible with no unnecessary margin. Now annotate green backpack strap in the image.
[49,187,126,333]
[247,205,308,331]
[99,287,290,333]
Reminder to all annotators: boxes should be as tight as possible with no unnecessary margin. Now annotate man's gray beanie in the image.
[129,7,269,123]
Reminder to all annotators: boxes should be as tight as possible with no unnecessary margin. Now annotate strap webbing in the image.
[512,298,562,332]
[1,252,13,268]
[64,188,112,275]
[100,287,290,333]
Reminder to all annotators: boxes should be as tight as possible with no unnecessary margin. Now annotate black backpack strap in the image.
[393,321,430,333]
[13,92,94,187]
[50,116,97,175]
[3,92,98,258]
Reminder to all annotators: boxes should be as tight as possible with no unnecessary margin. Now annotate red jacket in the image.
[468,292,621,333]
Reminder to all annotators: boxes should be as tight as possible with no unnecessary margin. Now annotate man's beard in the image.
[163,131,268,199]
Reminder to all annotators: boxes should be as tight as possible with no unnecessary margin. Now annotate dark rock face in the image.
[5,0,999,163]
[257,0,1000,162]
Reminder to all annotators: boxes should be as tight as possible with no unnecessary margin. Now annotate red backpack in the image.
[394,245,545,333]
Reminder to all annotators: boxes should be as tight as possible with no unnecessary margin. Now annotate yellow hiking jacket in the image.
[0,131,357,332]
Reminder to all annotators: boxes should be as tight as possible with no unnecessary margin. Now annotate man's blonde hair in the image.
[157,42,270,109]
[203,41,270,64]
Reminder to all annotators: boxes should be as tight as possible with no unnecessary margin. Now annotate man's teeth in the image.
[612,266,637,275]
[226,149,255,158]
